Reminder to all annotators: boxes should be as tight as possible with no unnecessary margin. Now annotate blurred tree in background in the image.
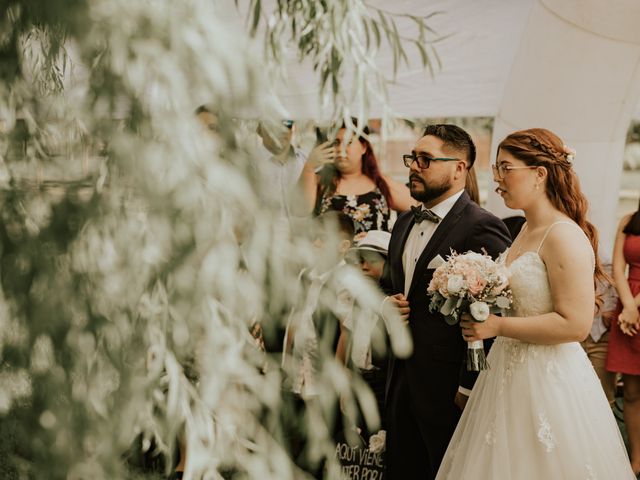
[0,1,434,478]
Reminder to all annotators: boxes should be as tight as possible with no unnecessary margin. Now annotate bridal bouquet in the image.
[427,251,512,371]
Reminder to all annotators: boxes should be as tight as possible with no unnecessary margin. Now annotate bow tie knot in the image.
[411,205,440,224]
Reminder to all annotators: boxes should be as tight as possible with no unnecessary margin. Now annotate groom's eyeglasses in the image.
[492,163,538,180]
[403,153,459,170]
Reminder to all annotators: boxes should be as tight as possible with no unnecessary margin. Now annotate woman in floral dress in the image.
[297,121,414,235]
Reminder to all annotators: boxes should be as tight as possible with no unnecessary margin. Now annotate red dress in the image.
[607,234,640,375]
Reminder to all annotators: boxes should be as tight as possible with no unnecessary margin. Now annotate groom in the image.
[381,125,511,479]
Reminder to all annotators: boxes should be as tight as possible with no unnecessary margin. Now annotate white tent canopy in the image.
[242,0,640,253]
[268,0,640,121]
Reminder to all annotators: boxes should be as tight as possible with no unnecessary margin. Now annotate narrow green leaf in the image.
[269,32,279,61]
[399,45,409,68]
[432,44,443,69]
[415,40,428,66]
[424,10,444,20]
[424,24,438,35]
[251,0,261,35]
[363,17,370,49]
[390,16,400,38]
[432,32,454,44]
[320,66,330,90]
[371,19,381,47]
[425,54,435,78]
[391,19,409,68]
[419,21,426,41]
[441,296,456,316]
[377,10,389,34]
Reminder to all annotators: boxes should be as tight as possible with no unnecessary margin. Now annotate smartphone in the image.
[315,127,328,146]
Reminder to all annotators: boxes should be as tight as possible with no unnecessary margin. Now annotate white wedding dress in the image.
[436,248,635,479]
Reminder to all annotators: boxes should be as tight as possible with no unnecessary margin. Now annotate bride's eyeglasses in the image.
[492,163,538,180]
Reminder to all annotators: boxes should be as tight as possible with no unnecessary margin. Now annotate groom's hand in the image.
[386,293,410,324]
[454,391,469,411]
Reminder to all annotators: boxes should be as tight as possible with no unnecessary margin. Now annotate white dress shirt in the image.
[400,189,469,395]
[402,189,464,296]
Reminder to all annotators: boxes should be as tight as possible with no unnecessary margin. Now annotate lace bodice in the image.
[504,251,554,317]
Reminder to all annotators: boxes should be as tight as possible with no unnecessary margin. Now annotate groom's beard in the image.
[409,174,451,204]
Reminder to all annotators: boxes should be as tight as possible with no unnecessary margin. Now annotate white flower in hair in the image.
[562,145,576,163]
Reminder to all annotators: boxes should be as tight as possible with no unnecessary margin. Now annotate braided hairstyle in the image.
[497,128,607,295]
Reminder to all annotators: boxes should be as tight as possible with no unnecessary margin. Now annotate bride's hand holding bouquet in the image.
[459,312,502,342]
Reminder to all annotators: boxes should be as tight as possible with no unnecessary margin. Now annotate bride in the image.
[436,128,635,479]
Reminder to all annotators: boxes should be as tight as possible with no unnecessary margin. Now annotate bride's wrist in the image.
[494,314,506,337]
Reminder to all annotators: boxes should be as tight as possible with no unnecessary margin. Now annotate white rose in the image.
[496,295,511,309]
[469,301,490,321]
[369,430,386,454]
[447,275,464,294]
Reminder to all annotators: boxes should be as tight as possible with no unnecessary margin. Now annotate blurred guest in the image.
[607,200,640,476]
[338,230,391,434]
[256,119,307,223]
[581,257,618,405]
[281,212,354,477]
[284,212,355,397]
[296,120,414,234]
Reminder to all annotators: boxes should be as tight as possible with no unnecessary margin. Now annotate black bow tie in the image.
[411,205,440,224]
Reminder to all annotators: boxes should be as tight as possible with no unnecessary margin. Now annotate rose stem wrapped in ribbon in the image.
[427,250,512,371]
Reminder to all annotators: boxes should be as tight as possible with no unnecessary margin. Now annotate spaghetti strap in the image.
[536,221,578,254]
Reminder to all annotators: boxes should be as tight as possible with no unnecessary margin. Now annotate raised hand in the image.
[384,293,410,324]
[306,141,335,170]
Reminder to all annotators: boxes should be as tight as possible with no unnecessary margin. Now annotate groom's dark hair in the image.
[422,124,476,167]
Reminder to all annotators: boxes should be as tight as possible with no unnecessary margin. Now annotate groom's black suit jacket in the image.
[381,191,511,479]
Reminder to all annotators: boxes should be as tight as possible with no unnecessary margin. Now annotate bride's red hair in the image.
[498,128,608,302]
